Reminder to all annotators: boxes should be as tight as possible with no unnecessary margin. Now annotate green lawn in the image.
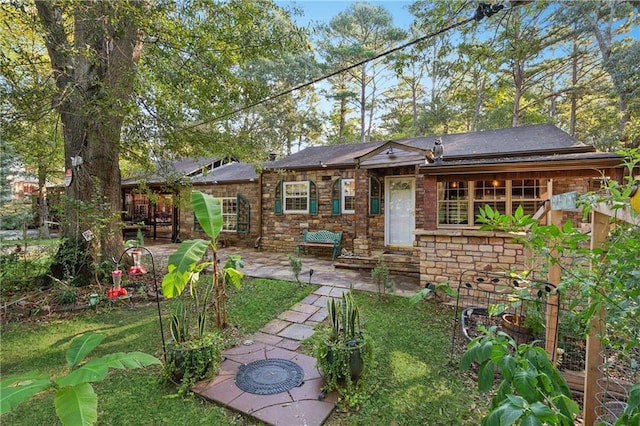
[1,279,484,425]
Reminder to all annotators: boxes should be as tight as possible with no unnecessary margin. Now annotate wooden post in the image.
[583,210,609,426]
[545,209,562,363]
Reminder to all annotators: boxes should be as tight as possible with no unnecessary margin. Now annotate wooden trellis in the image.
[549,194,640,425]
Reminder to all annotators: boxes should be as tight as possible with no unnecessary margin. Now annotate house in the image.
[120,157,244,242]
[259,124,623,287]
[125,124,623,289]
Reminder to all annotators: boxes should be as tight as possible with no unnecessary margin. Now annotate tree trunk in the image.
[35,1,144,283]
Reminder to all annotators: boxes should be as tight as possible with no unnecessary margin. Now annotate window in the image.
[220,197,237,232]
[331,178,355,214]
[194,195,250,234]
[438,179,545,227]
[284,181,309,214]
[342,179,355,213]
[370,176,381,215]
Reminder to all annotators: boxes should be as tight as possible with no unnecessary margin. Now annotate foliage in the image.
[612,383,640,426]
[410,281,457,304]
[371,254,394,298]
[162,191,244,333]
[164,331,223,396]
[0,332,161,426]
[486,273,550,338]
[312,289,372,404]
[477,205,537,233]
[461,327,580,426]
[3,285,484,425]
[288,254,302,283]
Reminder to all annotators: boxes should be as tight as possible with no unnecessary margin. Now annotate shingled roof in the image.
[265,124,607,170]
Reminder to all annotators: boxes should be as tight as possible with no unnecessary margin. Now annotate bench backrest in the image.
[303,230,342,243]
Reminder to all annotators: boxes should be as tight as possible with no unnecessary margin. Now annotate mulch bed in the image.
[1,274,162,324]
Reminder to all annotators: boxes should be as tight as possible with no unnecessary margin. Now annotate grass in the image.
[315,292,485,425]
[0,278,314,426]
[1,280,485,425]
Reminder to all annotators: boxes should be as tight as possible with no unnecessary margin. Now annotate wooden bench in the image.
[297,230,343,260]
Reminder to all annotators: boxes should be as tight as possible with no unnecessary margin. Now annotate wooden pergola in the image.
[545,194,640,425]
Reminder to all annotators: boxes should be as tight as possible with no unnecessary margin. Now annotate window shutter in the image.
[370,176,381,215]
[274,180,282,214]
[236,194,250,234]
[309,180,318,214]
[331,178,341,214]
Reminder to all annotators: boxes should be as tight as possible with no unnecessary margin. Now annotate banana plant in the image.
[1,332,160,426]
[162,191,243,333]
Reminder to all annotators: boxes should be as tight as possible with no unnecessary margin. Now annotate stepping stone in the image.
[291,303,320,315]
[277,323,315,341]
[262,319,291,334]
[278,309,313,323]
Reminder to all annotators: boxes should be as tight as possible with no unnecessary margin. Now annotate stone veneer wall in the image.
[416,229,527,287]
[179,182,260,247]
[261,170,357,254]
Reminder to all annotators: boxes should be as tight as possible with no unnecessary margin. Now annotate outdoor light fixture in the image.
[386,147,394,155]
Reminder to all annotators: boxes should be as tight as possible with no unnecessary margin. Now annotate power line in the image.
[174,2,509,135]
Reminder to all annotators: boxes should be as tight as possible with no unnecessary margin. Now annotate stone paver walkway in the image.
[191,285,349,426]
[144,243,420,425]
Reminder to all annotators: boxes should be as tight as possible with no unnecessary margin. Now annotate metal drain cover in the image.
[235,358,304,395]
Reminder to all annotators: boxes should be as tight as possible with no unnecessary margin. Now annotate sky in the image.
[276,0,416,29]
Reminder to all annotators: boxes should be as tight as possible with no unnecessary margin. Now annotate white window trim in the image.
[438,179,545,228]
[220,197,237,232]
[283,181,309,214]
[341,178,355,214]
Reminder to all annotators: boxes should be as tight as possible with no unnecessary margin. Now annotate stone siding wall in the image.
[261,170,357,255]
[179,182,260,248]
[416,230,527,287]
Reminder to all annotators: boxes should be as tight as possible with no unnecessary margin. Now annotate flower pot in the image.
[501,313,532,345]
[324,338,367,382]
[165,336,221,384]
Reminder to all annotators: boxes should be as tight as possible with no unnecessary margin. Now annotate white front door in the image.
[385,176,415,247]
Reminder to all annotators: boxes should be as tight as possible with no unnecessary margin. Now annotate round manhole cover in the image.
[235,358,304,395]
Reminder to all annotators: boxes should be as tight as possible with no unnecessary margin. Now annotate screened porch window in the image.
[438,179,545,227]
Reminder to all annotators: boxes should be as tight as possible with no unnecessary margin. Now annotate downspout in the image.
[256,171,263,249]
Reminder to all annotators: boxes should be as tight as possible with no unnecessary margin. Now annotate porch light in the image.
[386,147,394,155]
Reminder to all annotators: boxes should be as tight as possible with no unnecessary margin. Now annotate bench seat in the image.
[296,230,342,260]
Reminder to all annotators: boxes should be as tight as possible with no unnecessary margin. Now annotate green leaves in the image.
[461,329,579,425]
[0,372,52,415]
[191,191,222,241]
[161,240,210,299]
[1,333,161,425]
[54,383,97,426]
[66,332,106,369]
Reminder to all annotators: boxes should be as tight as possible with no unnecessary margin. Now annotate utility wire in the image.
[175,2,509,134]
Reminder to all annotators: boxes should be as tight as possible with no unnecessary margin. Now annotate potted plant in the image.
[312,289,372,396]
[161,191,244,392]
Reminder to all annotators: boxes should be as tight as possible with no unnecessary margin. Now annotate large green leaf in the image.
[162,239,209,298]
[54,383,97,426]
[224,268,244,289]
[66,333,106,369]
[191,191,222,240]
[166,239,210,275]
[57,352,161,387]
[478,360,495,392]
[0,372,52,415]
